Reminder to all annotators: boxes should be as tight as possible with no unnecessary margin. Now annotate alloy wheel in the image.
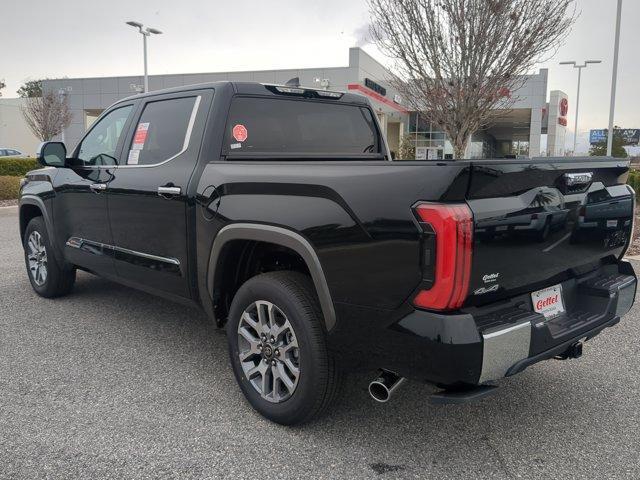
[237,300,300,403]
[27,231,48,286]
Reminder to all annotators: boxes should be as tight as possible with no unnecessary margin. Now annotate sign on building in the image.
[364,78,387,97]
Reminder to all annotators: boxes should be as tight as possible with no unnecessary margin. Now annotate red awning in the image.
[347,83,409,114]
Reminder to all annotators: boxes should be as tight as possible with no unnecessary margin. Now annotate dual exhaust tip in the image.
[368,370,405,403]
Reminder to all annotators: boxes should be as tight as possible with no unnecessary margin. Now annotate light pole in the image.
[57,88,67,143]
[126,21,163,93]
[559,60,602,155]
[607,0,623,157]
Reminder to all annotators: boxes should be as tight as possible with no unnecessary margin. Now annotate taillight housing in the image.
[413,203,474,311]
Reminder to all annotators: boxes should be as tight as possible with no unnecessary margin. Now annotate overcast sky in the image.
[1,0,638,153]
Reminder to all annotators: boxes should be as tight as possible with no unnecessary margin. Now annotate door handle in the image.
[157,186,181,197]
[89,183,107,192]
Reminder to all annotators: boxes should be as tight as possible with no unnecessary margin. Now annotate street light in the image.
[125,21,163,93]
[607,0,623,157]
[559,60,602,155]
[57,88,67,143]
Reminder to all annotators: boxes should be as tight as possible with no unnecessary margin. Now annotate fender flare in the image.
[19,195,65,268]
[19,195,53,239]
[207,223,336,331]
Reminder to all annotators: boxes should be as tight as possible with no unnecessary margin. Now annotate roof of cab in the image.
[118,81,369,106]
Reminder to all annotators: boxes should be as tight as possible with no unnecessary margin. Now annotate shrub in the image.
[398,134,416,160]
[0,176,22,200]
[0,157,40,176]
[628,170,640,199]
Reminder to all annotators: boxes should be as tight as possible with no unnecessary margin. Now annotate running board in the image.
[429,385,498,405]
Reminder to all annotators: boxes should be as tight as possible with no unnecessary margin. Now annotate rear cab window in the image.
[223,97,381,158]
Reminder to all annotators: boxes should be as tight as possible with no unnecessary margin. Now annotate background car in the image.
[0,148,26,157]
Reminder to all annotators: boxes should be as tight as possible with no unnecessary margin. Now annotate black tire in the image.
[226,271,342,425]
[23,217,76,298]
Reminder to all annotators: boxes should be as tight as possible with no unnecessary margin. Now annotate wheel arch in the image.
[207,223,336,331]
[19,196,54,241]
[19,195,64,268]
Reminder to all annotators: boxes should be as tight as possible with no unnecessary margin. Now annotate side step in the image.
[429,385,498,405]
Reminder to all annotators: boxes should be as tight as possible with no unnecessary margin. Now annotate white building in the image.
[0,98,40,155]
[6,47,567,159]
[411,69,569,159]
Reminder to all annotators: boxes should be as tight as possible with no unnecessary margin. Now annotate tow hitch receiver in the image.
[555,341,583,360]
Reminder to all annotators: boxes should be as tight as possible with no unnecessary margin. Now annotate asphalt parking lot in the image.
[1,205,639,480]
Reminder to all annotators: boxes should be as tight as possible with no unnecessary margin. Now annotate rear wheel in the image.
[23,217,75,298]
[226,271,342,425]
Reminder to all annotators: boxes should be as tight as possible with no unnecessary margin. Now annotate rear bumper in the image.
[329,261,636,387]
[478,261,635,384]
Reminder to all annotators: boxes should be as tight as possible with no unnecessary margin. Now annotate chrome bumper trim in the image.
[479,321,531,384]
[615,276,636,317]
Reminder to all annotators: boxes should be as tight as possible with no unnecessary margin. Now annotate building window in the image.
[407,112,453,159]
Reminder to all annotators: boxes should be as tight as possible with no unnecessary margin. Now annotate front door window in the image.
[76,105,133,166]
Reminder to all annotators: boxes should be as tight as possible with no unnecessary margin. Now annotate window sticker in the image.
[230,143,242,150]
[132,122,150,150]
[232,124,248,142]
[127,149,140,165]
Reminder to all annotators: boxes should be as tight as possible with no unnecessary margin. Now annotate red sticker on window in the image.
[232,124,248,142]
[132,122,150,150]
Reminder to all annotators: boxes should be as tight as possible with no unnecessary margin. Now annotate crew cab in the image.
[19,82,636,424]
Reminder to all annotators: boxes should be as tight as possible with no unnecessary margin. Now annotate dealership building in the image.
[42,47,568,159]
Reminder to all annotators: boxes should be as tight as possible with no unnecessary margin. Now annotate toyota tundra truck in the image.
[19,82,636,425]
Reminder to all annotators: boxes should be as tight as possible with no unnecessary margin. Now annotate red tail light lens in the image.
[413,203,474,311]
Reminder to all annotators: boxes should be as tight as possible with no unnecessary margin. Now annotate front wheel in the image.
[23,217,76,298]
[226,271,342,425]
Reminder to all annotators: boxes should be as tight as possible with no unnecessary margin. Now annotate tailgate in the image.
[465,158,634,306]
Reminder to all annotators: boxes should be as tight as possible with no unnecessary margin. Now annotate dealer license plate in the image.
[531,284,565,319]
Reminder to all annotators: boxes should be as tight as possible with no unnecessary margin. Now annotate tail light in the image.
[413,203,474,311]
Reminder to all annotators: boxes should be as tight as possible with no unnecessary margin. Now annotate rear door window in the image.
[224,97,380,157]
[126,96,198,166]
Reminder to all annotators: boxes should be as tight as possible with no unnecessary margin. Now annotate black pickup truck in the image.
[20,82,636,425]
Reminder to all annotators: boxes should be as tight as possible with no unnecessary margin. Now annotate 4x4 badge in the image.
[474,284,500,296]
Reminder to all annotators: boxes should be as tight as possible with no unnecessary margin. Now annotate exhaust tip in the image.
[368,370,405,403]
[369,381,391,403]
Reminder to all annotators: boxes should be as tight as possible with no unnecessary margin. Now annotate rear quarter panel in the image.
[196,161,470,309]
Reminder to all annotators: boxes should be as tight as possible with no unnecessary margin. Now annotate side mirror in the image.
[37,142,67,167]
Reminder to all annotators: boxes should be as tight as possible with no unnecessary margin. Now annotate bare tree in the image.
[368,0,577,158]
[21,91,73,142]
